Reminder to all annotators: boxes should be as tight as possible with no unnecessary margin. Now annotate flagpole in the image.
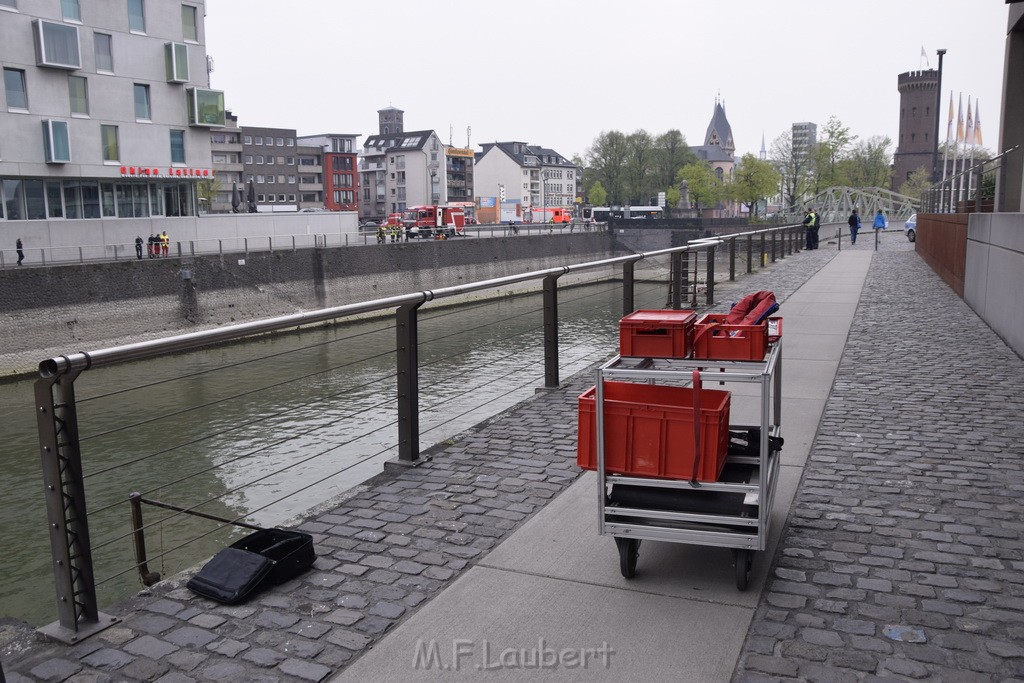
[941,91,953,212]
[960,98,971,205]
[953,93,963,211]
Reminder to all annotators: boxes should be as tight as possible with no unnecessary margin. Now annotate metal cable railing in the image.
[31,223,803,641]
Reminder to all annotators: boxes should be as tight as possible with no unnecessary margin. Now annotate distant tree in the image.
[677,163,723,216]
[651,130,698,196]
[811,116,857,191]
[665,186,681,210]
[624,130,656,204]
[588,181,608,207]
[731,154,780,219]
[841,135,892,188]
[585,131,630,204]
[898,166,931,202]
[196,177,222,213]
[770,131,811,208]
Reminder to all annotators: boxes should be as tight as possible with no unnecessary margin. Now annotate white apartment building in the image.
[473,142,577,221]
[0,0,224,247]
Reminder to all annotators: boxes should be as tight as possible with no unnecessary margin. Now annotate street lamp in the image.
[932,49,947,183]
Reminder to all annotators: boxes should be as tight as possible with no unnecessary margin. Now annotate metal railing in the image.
[920,146,1020,214]
[31,222,803,642]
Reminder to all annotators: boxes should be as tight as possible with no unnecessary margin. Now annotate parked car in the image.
[359,220,381,231]
[904,213,917,242]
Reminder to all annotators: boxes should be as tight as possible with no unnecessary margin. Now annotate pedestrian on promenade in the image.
[160,231,170,257]
[872,210,887,231]
[16,237,24,265]
[147,234,157,258]
[802,209,818,250]
[135,235,144,259]
[848,209,861,245]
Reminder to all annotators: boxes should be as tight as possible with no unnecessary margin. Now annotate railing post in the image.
[218,240,223,256]
[622,258,637,316]
[79,246,83,263]
[113,245,118,261]
[746,234,753,273]
[269,237,273,253]
[190,241,195,257]
[34,368,116,643]
[729,236,736,281]
[759,233,766,268]
[706,245,715,306]
[689,252,698,307]
[129,493,160,587]
[770,231,777,262]
[543,271,565,388]
[673,252,684,309]
[292,235,297,252]
[395,298,427,465]
[778,229,786,259]
[244,238,249,256]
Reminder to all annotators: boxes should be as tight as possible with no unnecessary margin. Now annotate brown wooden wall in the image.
[915,213,968,297]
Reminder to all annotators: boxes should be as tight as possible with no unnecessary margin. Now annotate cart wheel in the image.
[615,537,640,579]
[734,549,752,591]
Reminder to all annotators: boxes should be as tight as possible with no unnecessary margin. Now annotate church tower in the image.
[704,99,735,157]
[378,106,404,136]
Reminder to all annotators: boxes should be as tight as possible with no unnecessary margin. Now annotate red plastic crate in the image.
[619,310,697,358]
[692,315,783,361]
[577,381,730,482]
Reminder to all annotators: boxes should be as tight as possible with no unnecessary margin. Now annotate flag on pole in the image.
[920,46,930,68]
[965,100,975,146]
[956,94,965,143]
[946,92,955,146]
[974,100,983,146]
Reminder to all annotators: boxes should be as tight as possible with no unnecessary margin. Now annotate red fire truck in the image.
[402,205,466,239]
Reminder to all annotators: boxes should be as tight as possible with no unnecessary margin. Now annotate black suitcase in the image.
[186,528,315,604]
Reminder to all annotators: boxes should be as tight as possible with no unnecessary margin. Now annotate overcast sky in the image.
[204,0,1010,161]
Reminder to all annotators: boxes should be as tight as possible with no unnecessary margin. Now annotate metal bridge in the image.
[779,186,919,223]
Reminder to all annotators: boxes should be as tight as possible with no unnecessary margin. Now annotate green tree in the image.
[665,186,681,210]
[588,180,607,207]
[652,130,697,198]
[841,135,892,188]
[677,162,723,216]
[196,177,222,213]
[812,116,857,190]
[769,131,811,209]
[730,154,780,219]
[898,166,931,202]
[624,130,656,204]
[585,131,630,204]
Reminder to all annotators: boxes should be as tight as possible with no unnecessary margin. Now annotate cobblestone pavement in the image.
[734,238,1024,682]
[1,231,956,683]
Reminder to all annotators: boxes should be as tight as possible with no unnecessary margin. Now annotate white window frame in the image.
[164,42,188,82]
[33,19,82,70]
[42,119,71,163]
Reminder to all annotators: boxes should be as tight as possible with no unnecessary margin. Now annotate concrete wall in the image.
[915,213,968,297]
[0,232,627,375]
[964,213,1024,357]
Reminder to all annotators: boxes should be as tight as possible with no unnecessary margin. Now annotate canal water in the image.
[0,276,673,626]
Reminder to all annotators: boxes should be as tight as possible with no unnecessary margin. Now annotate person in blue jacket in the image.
[873,210,887,231]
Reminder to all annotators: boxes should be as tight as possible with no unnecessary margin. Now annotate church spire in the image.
[760,132,767,160]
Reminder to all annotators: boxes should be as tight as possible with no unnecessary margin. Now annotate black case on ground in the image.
[186,528,315,604]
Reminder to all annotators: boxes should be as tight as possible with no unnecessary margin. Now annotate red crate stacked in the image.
[619,310,697,358]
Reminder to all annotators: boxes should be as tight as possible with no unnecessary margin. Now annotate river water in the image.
[0,276,673,626]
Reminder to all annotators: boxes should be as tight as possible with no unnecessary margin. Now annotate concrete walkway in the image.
[329,248,874,681]
[7,229,1024,682]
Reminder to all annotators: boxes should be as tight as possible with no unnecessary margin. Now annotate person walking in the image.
[872,210,887,231]
[135,235,144,259]
[376,224,386,244]
[847,209,861,245]
[160,230,169,257]
[16,237,24,265]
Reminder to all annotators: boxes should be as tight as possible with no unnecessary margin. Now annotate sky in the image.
[203,0,1011,162]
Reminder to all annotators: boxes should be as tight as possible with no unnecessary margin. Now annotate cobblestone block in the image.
[279,658,332,681]
[125,635,180,659]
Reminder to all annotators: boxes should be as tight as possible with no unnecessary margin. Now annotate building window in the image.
[256,175,264,183]
[186,87,225,127]
[94,32,113,72]
[66,75,88,116]
[4,68,28,109]
[101,124,119,162]
[254,136,262,145]
[287,156,294,165]
[0,0,16,9]
[170,130,185,163]
[181,4,197,41]
[133,83,150,120]
[257,194,265,202]
[287,175,295,184]
[33,20,81,69]
[277,175,285,183]
[276,137,284,146]
[61,0,81,21]
[286,139,294,147]
[277,194,285,202]
[164,42,188,82]
[243,154,252,163]
[255,155,263,164]
[42,120,71,163]
[128,0,145,32]
[243,135,251,144]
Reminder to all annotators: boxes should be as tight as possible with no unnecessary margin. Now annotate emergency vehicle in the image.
[402,205,466,238]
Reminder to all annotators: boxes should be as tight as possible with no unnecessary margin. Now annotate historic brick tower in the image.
[892,70,939,191]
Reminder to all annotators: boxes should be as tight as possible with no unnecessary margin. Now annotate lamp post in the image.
[931,49,947,183]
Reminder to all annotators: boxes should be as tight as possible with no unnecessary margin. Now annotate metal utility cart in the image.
[593,339,782,590]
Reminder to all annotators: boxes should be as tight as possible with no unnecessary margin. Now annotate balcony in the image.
[213,162,244,173]
[298,183,321,192]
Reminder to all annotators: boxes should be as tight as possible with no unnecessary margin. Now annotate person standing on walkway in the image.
[160,231,170,257]
[848,209,861,245]
[135,235,144,260]
[802,209,818,250]
[16,237,24,265]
